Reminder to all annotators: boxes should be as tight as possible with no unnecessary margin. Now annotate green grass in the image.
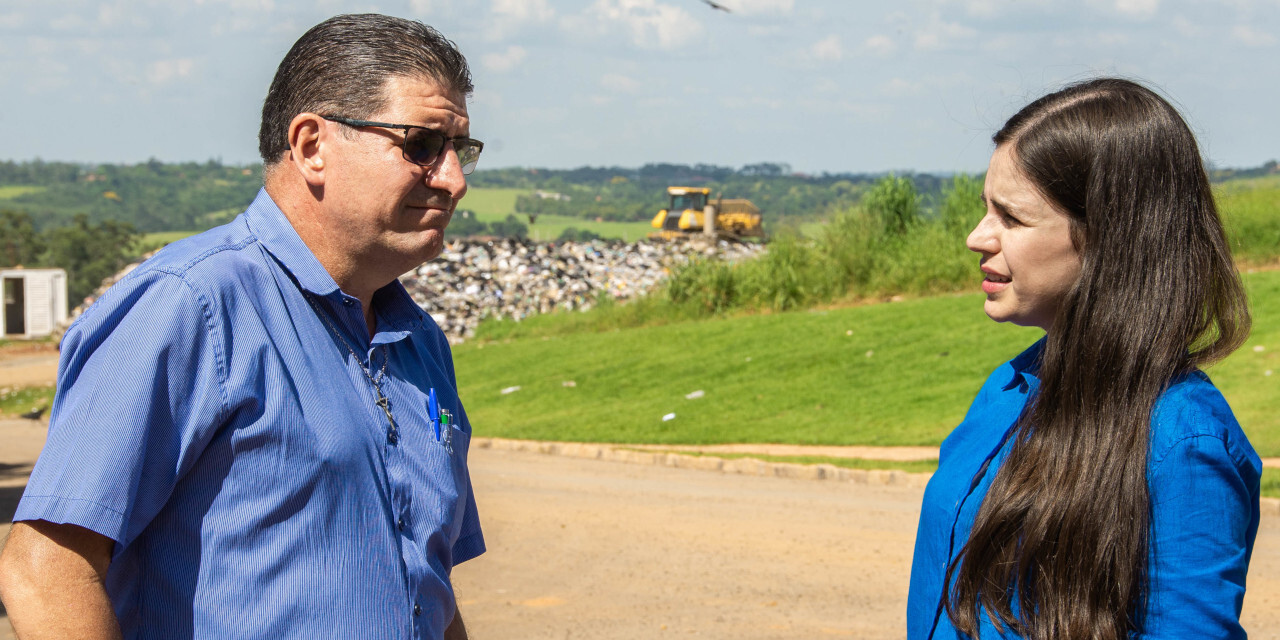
[1217,177,1280,266]
[1198,269,1280,455]
[139,230,200,252]
[503,213,656,243]
[457,291,1042,446]
[1263,468,1280,499]
[464,187,656,241]
[459,187,525,217]
[0,185,47,199]
[457,269,1280,457]
[0,384,55,419]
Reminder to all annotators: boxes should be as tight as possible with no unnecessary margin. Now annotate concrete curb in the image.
[472,437,1280,517]
[473,437,934,490]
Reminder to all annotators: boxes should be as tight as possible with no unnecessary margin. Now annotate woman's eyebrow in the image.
[982,194,1017,217]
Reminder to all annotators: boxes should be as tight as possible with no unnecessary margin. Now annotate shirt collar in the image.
[1003,335,1047,393]
[244,188,340,297]
[371,282,426,343]
[244,188,425,340]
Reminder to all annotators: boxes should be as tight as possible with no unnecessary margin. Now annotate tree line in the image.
[474,162,954,224]
[1,210,139,304]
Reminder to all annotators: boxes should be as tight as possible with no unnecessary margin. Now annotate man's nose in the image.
[426,143,468,200]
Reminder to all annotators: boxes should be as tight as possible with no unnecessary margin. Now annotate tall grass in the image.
[1217,175,1280,266]
[475,173,1280,342]
[662,175,983,313]
[476,176,985,341]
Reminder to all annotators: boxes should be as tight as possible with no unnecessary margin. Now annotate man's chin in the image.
[415,231,447,264]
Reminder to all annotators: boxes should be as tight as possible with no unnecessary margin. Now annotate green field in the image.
[456,269,1280,458]
[139,230,200,252]
[0,185,47,199]
[464,187,658,242]
[133,188,655,245]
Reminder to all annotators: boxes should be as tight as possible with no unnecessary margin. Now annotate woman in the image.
[907,78,1261,640]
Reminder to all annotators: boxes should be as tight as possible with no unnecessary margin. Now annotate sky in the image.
[1,0,1276,174]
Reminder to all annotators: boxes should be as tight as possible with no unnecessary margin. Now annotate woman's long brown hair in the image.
[944,78,1251,639]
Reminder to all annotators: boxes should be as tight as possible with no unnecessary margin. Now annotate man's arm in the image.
[444,606,468,640]
[0,520,122,640]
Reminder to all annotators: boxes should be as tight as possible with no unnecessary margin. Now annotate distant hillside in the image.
[1,158,1275,236]
[0,159,262,233]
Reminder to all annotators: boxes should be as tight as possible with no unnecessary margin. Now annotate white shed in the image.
[2,268,69,339]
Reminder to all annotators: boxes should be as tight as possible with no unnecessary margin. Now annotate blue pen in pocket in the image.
[427,388,441,441]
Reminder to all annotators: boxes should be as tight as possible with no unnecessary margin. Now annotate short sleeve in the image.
[1143,434,1260,638]
[451,469,485,565]
[14,271,228,551]
[449,383,484,566]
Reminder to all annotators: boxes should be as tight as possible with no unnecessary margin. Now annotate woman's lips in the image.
[981,273,1010,294]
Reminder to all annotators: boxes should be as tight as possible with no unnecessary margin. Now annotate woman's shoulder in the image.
[1149,371,1259,471]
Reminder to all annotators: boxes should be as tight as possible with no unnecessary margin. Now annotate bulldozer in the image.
[648,187,764,241]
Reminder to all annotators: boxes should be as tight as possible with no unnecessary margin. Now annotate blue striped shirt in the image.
[16,188,484,639]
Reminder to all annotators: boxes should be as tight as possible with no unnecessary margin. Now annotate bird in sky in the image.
[699,0,731,12]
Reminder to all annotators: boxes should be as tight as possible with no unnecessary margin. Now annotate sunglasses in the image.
[321,115,484,175]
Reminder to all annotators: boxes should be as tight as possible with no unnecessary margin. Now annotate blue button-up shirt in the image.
[907,338,1261,639]
[16,189,484,639]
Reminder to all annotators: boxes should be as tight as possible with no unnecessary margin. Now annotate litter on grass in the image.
[500,386,522,395]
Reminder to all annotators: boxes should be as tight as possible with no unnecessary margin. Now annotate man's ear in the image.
[287,113,328,187]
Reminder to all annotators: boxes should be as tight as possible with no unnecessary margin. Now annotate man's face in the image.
[322,74,470,275]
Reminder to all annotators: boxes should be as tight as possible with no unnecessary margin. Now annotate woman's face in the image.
[966,145,1083,331]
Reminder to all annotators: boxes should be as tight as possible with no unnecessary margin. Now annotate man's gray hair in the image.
[257,13,473,166]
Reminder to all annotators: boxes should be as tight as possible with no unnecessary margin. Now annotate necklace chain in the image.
[306,295,400,444]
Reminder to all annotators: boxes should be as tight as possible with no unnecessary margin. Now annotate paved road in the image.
[455,447,1280,639]
[3,428,1279,638]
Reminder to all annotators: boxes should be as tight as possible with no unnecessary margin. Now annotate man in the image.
[0,14,484,639]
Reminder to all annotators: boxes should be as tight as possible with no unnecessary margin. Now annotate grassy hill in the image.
[455,270,1280,458]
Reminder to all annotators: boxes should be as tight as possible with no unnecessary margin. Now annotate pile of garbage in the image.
[64,239,766,344]
[401,238,766,341]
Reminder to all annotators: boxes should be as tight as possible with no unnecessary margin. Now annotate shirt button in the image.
[413,604,422,616]
[398,518,406,531]
[342,298,353,306]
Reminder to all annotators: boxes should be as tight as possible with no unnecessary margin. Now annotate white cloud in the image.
[729,0,795,15]
[492,0,553,23]
[1170,14,1200,37]
[913,16,976,52]
[193,0,275,8]
[958,0,1054,17]
[409,0,435,13]
[863,34,896,57]
[569,0,705,51]
[601,73,641,93]
[1112,0,1158,18]
[488,0,554,39]
[808,34,843,61]
[0,14,22,30]
[49,14,90,31]
[147,58,195,85]
[1090,31,1130,46]
[1081,0,1158,18]
[884,78,924,97]
[1233,24,1277,46]
[481,45,527,72]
